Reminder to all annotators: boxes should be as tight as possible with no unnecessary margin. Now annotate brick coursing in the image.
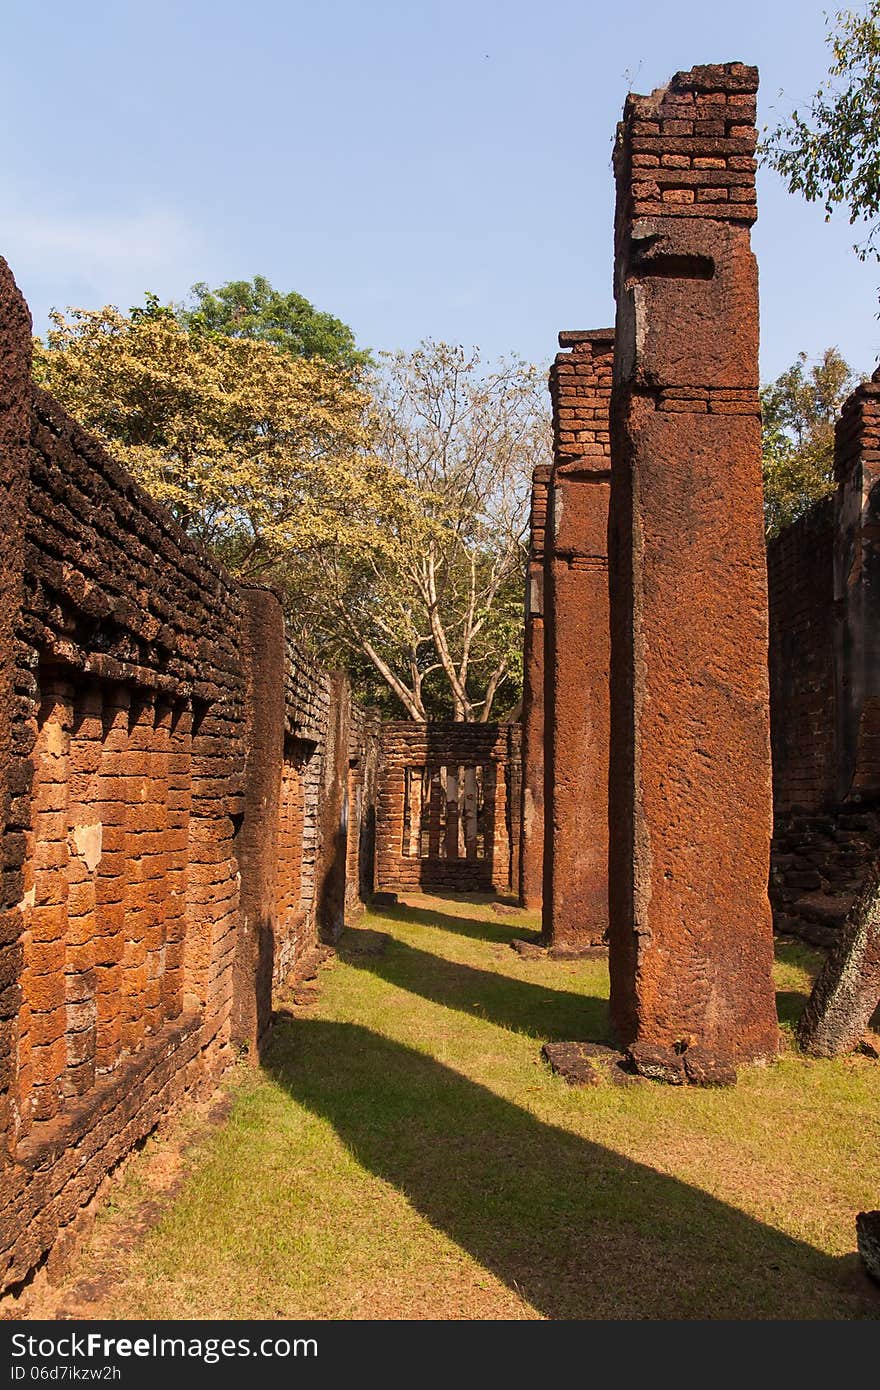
[543,330,613,950]
[616,62,760,227]
[768,369,880,964]
[377,722,519,895]
[0,257,379,1293]
[607,63,779,1066]
[518,466,549,909]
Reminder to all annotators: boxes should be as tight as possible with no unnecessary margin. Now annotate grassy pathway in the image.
[40,895,880,1319]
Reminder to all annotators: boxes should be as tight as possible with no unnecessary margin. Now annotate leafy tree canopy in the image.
[179,275,371,372]
[762,2,880,261]
[32,307,543,722]
[282,342,550,722]
[32,298,381,571]
[761,346,857,537]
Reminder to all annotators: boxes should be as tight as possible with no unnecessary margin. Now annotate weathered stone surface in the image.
[541,1042,603,1085]
[519,467,550,910]
[767,372,880,951]
[234,587,286,1058]
[797,862,880,1057]
[0,258,31,1169]
[607,63,779,1065]
[0,258,381,1294]
[856,1211,880,1284]
[626,1044,686,1085]
[510,936,546,959]
[543,330,614,951]
[682,1045,737,1088]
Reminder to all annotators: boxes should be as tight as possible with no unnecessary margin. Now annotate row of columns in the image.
[520,62,780,1067]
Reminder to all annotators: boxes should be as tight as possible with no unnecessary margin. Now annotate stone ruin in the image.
[608,62,779,1070]
[0,257,390,1294]
[543,330,613,955]
[0,251,523,1293]
[2,52,880,1298]
[521,60,880,1074]
[375,720,520,897]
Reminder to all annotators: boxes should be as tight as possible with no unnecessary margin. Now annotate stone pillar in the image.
[234,586,285,1058]
[833,368,880,801]
[543,330,614,953]
[607,62,778,1068]
[316,673,352,945]
[518,465,550,908]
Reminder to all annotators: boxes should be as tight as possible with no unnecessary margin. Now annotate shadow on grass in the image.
[267,1017,874,1320]
[776,990,811,1030]
[366,900,532,947]
[352,906,819,1046]
[343,934,610,1042]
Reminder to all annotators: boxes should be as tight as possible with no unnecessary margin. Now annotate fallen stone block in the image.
[626,1044,686,1086]
[290,986,320,1007]
[510,937,547,960]
[682,1046,738,1088]
[547,943,607,960]
[541,1042,603,1086]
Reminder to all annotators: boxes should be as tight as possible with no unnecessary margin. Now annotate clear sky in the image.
[2,0,878,382]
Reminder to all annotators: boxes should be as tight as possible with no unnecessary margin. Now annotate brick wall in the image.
[766,370,880,949]
[376,722,520,894]
[766,498,836,814]
[0,257,378,1293]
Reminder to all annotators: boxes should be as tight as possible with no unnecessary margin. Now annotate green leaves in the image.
[761,347,856,537]
[762,2,880,261]
[179,275,372,372]
[33,300,376,569]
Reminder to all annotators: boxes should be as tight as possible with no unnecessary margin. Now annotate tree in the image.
[282,342,550,722]
[762,2,880,262]
[761,347,856,537]
[34,307,545,722]
[33,298,377,571]
[180,275,371,372]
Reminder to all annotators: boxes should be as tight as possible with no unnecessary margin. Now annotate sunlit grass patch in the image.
[86,893,878,1321]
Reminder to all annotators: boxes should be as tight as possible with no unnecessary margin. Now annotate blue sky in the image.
[2,0,878,382]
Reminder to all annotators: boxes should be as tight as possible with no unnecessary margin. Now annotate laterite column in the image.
[543,330,614,953]
[518,466,550,909]
[608,62,778,1071]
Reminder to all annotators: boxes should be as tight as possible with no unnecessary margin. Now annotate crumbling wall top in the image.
[615,60,759,227]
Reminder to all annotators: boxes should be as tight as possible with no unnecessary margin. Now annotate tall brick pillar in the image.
[316,673,352,944]
[608,63,778,1067]
[833,368,880,801]
[0,259,32,1152]
[543,330,614,952]
[518,466,550,909]
[234,586,286,1059]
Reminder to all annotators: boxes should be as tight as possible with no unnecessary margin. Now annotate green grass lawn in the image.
[93,895,878,1320]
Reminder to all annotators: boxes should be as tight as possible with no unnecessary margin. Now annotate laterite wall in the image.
[376,722,520,895]
[0,258,378,1294]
